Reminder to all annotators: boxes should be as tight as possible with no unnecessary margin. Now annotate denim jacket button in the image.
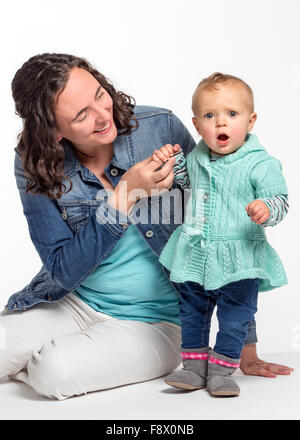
[62,208,67,220]
[121,223,129,230]
[47,294,52,301]
[145,230,154,238]
[110,168,119,176]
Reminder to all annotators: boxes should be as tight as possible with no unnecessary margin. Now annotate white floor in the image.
[0,351,299,420]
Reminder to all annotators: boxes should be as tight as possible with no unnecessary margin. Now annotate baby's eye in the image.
[229,111,238,117]
[204,112,214,119]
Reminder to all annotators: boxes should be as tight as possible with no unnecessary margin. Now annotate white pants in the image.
[0,293,181,400]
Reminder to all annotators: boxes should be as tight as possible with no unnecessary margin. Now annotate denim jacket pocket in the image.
[57,202,92,233]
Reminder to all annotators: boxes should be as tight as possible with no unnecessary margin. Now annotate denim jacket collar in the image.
[61,130,135,179]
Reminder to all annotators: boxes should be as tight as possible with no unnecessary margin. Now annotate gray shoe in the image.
[207,350,240,397]
[164,347,209,390]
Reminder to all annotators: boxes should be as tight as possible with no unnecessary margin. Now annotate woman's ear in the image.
[247,112,257,132]
[56,131,63,142]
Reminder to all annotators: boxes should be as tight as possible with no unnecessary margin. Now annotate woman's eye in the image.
[75,91,104,122]
[204,113,214,119]
[229,111,237,117]
[77,112,87,122]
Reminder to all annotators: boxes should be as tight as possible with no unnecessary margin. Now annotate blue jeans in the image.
[179,278,259,359]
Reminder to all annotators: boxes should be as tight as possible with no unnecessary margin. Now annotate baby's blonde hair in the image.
[192,72,254,114]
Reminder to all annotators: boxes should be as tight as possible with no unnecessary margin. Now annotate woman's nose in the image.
[94,106,110,122]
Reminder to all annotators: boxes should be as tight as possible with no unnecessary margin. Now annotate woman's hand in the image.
[240,344,294,377]
[108,152,176,215]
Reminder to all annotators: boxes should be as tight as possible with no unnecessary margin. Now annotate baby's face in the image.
[192,83,257,155]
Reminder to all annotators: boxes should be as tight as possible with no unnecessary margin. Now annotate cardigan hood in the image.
[194,133,266,170]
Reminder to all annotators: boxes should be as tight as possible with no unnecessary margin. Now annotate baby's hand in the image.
[152,144,181,162]
[245,200,270,224]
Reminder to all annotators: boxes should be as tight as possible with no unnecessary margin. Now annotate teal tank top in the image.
[74,225,180,325]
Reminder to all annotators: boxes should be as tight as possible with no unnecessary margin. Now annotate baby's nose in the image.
[216,119,227,127]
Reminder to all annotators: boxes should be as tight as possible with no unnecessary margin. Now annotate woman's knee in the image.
[27,339,80,400]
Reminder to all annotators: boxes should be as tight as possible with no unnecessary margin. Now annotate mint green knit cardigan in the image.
[159,134,288,291]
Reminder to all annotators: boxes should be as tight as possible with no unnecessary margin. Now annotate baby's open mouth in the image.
[217,134,229,141]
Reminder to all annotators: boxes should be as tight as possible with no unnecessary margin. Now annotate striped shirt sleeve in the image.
[172,148,190,189]
[260,195,289,227]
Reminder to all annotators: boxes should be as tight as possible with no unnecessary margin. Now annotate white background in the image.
[1,0,300,361]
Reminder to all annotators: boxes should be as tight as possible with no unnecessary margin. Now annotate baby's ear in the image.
[248,112,257,131]
[192,117,202,135]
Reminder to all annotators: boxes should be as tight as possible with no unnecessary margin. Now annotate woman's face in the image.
[55,67,118,155]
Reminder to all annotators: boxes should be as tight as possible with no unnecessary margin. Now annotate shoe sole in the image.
[164,380,205,390]
[209,390,240,397]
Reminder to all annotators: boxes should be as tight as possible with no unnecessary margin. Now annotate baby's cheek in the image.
[200,127,215,144]
[231,126,246,144]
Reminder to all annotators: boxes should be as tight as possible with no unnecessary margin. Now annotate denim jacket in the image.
[6,106,196,311]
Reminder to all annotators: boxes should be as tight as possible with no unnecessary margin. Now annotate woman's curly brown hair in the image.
[11,53,138,199]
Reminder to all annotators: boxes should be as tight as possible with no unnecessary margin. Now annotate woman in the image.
[0,53,293,400]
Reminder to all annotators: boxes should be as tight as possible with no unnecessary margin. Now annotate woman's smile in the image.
[93,120,112,135]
